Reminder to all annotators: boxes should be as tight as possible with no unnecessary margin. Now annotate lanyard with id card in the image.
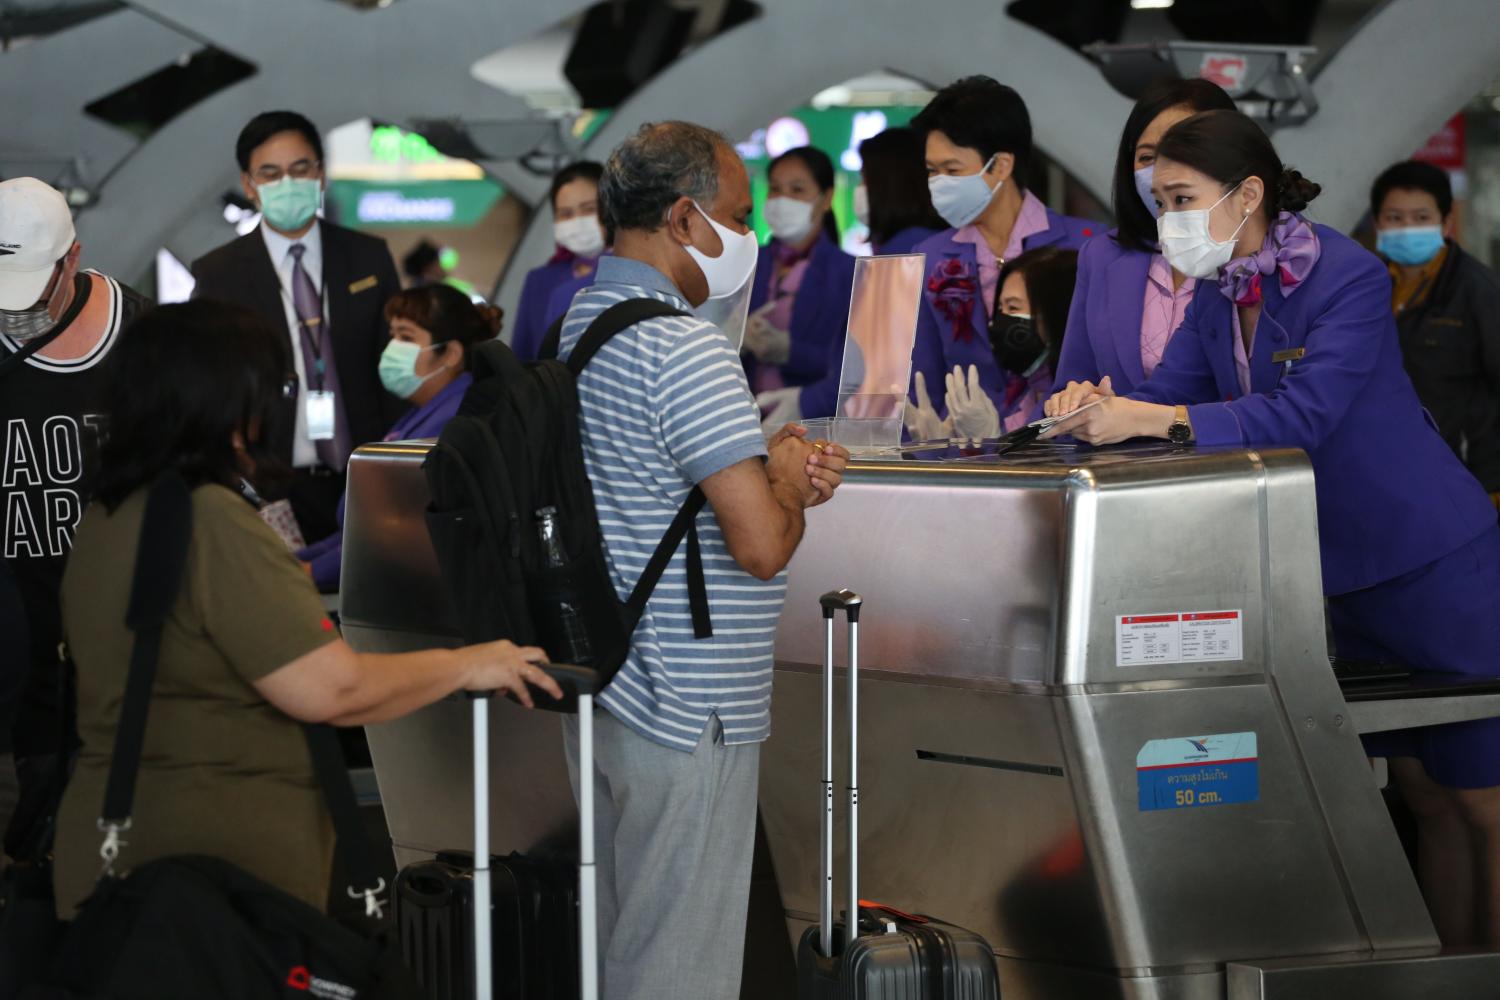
[283,275,338,442]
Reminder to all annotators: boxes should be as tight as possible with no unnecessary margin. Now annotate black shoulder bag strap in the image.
[537,316,565,362]
[98,473,389,917]
[565,298,714,641]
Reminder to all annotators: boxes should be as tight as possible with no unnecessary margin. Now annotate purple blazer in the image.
[800,226,939,419]
[909,208,1098,418]
[1052,229,1152,397]
[1129,224,1495,595]
[747,232,857,389]
[512,257,597,361]
[298,372,473,590]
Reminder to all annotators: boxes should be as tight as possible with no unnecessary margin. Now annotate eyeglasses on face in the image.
[252,159,322,184]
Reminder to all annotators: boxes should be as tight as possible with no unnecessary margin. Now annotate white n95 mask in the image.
[554,215,605,258]
[762,196,816,244]
[1156,182,1249,279]
[685,202,759,299]
[927,155,999,229]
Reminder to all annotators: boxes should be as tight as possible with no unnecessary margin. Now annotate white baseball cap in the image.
[0,178,77,310]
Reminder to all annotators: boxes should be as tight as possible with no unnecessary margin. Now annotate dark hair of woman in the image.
[998,246,1079,375]
[857,127,946,248]
[768,145,840,244]
[1112,78,1238,253]
[1154,110,1322,223]
[910,75,1033,190]
[383,283,501,370]
[94,300,292,511]
[548,160,604,210]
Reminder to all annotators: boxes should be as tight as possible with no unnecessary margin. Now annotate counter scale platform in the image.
[340,439,1500,999]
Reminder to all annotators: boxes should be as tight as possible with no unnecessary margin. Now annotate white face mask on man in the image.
[1156,182,1250,279]
[684,202,759,299]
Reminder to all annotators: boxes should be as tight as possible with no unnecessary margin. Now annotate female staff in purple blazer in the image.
[509,162,606,361]
[902,76,1098,440]
[297,284,491,589]
[759,127,945,425]
[1051,79,1237,405]
[1047,111,1500,948]
[740,147,856,403]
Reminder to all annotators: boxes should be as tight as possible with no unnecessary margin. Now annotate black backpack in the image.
[423,299,715,702]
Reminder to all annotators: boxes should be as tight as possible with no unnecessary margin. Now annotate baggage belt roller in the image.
[339,439,1500,999]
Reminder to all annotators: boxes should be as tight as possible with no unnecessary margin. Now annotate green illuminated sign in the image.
[370,125,445,165]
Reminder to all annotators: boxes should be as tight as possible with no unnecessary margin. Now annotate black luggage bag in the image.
[796,590,1001,1000]
[393,850,578,1000]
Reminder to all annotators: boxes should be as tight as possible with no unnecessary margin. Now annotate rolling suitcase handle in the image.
[818,589,863,958]
[471,664,602,1000]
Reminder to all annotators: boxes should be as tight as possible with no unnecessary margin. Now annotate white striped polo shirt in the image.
[558,256,787,750]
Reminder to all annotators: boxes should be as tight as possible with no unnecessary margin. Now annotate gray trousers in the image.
[563,709,760,1000]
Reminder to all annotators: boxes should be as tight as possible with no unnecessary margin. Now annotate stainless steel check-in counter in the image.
[341,439,1500,1000]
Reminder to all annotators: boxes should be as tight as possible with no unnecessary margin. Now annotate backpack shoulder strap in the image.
[565,298,690,376]
[537,316,564,361]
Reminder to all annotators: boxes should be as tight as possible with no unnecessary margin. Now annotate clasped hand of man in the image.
[1040,376,1178,445]
[766,423,849,507]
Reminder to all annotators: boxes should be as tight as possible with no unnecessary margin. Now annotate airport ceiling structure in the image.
[2,0,1495,307]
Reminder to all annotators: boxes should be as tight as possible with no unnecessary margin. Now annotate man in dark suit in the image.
[192,110,402,542]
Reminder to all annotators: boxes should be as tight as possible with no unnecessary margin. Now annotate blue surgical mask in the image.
[1376,226,1445,267]
[927,155,1000,229]
[379,339,446,399]
[1134,164,1158,219]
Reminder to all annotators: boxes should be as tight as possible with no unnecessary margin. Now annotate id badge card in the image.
[305,390,336,441]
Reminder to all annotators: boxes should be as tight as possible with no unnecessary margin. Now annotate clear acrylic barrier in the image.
[828,253,925,454]
[696,262,758,353]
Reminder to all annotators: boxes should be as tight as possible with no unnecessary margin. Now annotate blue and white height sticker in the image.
[1136,732,1259,812]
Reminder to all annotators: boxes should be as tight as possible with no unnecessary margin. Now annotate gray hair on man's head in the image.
[598,120,732,236]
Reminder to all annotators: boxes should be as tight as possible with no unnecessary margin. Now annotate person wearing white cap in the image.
[0,176,150,856]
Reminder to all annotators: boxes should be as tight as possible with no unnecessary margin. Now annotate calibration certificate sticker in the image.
[1115,610,1243,667]
[1137,732,1259,811]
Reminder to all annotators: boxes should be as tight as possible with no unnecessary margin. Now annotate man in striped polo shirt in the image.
[558,121,849,999]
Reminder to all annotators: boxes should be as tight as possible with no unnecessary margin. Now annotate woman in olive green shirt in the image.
[53,301,560,915]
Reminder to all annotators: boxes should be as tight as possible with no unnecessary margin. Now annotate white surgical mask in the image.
[1134,165,1158,219]
[684,202,759,299]
[1156,182,1250,279]
[554,214,605,258]
[763,196,816,244]
[853,184,870,227]
[928,155,999,229]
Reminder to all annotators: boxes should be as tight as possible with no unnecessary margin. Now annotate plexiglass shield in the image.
[802,253,925,453]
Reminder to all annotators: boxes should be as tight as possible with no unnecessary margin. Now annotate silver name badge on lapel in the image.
[306,390,336,441]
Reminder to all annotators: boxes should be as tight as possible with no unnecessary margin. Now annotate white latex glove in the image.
[944,365,1000,445]
[756,386,802,429]
[743,303,791,365]
[903,371,952,442]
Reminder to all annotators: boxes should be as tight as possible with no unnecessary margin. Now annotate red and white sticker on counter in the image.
[1116,610,1243,667]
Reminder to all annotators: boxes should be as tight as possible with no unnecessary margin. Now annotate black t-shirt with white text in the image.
[0,271,150,756]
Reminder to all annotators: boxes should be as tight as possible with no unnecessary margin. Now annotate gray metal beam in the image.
[1278,0,1500,229]
[492,0,1131,324]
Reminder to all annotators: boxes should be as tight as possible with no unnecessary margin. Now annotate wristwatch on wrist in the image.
[1167,405,1194,445]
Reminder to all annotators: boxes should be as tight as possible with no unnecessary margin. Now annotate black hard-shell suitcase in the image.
[393,851,578,1000]
[795,590,1001,1000]
[393,666,602,1000]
